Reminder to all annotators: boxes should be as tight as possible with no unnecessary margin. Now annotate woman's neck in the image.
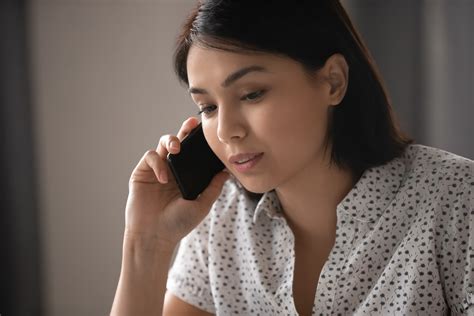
[275,154,356,243]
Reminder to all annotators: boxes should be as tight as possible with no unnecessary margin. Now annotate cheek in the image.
[263,96,330,169]
[264,92,328,146]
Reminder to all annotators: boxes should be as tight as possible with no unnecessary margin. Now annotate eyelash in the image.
[197,90,267,117]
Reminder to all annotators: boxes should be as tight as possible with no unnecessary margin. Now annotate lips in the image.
[228,152,264,164]
[230,153,264,173]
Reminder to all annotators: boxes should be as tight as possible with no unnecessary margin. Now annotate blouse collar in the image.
[251,155,407,224]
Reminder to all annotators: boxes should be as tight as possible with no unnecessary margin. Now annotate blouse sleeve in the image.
[440,179,474,315]
[166,211,215,313]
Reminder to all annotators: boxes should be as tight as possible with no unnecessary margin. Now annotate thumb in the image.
[195,171,230,208]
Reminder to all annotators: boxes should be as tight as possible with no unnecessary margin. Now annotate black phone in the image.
[166,122,225,200]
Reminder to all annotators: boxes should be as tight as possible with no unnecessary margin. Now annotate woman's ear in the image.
[320,53,349,106]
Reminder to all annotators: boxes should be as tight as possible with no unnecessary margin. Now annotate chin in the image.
[233,175,276,194]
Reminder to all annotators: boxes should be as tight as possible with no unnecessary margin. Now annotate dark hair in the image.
[173,0,413,187]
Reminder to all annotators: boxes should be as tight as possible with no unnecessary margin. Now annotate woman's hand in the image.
[124,117,229,250]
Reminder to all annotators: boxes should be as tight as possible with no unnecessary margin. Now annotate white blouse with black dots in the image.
[166,144,473,315]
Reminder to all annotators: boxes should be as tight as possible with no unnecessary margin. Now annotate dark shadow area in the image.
[0,0,43,315]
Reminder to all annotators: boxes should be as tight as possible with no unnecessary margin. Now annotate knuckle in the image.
[157,135,172,152]
[145,149,156,156]
[160,134,171,143]
[144,150,160,161]
[160,134,171,142]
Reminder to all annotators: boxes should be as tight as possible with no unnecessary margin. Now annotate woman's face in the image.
[187,44,340,193]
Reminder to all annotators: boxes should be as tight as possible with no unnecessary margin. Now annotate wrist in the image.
[123,229,178,256]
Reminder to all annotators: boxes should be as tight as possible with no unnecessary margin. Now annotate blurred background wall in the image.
[1,0,472,315]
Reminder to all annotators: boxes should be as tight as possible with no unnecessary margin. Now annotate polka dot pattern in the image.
[166,144,473,315]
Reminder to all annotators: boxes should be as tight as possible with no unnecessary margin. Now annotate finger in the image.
[154,138,174,184]
[132,149,173,184]
[157,134,181,158]
[154,117,200,184]
[177,117,200,141]
[156,116,199,158]
[153,150,173,184]
[131,150,162,183]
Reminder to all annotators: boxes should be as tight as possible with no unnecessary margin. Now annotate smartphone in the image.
[167,122,225,200]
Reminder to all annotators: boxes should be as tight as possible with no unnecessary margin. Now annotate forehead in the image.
[187,45,270,65]
[186,45,304,83]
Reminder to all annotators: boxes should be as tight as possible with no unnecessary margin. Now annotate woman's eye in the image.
[242,90,266,102]
[197,104,217,117]
[196,90,266,117]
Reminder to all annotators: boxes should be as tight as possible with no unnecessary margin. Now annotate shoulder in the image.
[399,144,473,218]
[401,144,473,188]
[399,144,472,238]
[401,146,474,314]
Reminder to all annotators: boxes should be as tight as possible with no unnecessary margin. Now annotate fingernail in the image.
[159,170,168,183]
[170,140,179,150]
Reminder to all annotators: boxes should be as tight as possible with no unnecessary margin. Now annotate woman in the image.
[111,0,473,315]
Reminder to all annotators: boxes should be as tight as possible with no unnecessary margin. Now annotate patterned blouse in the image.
[166,144,473,315]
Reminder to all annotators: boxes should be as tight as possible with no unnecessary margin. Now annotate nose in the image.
[216,105,246,144]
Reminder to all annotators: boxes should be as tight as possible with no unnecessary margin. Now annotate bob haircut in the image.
[173,0,413,192]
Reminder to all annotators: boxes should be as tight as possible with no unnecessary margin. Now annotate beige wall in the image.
[28,1,196,315]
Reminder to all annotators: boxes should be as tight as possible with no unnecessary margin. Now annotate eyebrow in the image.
[188,65,270,95]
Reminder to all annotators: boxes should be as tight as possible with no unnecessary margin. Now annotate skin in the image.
[185,44,357,316]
